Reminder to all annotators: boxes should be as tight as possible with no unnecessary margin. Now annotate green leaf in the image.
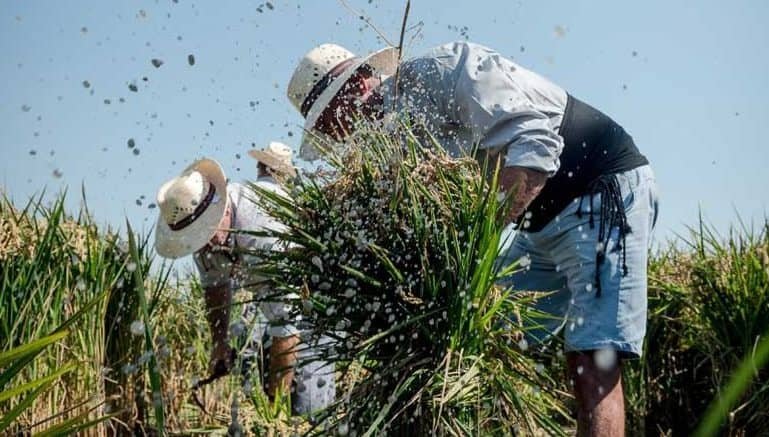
[0,379,54,431]
[0,362,76,403]
[0,331,68,368]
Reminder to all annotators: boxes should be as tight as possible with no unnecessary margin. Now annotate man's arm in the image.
[441,42,564,194]
[268,334,300,397]
[203,284,234,372]
[259,289,301,397]
[499,166,548,224]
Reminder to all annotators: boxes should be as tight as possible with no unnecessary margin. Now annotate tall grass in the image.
[0,192,304,435]
[1,193,133,434]
[623,218,769,435]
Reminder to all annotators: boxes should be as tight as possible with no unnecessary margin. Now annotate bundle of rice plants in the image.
[247,125,571,435]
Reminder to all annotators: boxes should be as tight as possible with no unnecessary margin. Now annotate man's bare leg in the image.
[567,351,625,437]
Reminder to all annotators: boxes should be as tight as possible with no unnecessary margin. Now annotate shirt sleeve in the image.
[445,42,564,175]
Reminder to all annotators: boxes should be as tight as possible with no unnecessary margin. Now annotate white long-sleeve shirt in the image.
[193,178,298,337]
[382,41,568,176]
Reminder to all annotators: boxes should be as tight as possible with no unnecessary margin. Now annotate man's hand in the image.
[498,166,548,224]
[267,334,300,398]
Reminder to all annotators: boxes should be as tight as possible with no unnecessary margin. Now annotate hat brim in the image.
[154,158,229,259]
[248,150,298,177]
[299,46,399,161]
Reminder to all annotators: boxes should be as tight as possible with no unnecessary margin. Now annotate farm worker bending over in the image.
[286,40,658,436]
[153,150,335,415]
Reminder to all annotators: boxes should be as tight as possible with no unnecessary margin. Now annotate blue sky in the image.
[1,0,768,255]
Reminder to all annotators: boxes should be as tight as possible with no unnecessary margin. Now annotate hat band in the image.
[168,183,217,231]
[300,57,359,117]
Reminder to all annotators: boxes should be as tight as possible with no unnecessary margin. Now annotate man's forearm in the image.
[268,334,300,396]
[498,166,548,223]
[203,285,231,347]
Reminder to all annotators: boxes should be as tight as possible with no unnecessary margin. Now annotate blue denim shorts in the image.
[497,165,659,358]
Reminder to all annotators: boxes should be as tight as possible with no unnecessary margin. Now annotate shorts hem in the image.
[564,340,642,360]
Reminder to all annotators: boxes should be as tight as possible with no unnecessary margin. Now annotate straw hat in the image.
[248,141,297,178]
[154,158,228,259]
[287,43,399,160]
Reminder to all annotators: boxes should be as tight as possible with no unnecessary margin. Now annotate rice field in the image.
[2,130,768,435]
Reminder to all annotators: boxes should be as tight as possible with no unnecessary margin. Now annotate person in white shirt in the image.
[153,148,334,415]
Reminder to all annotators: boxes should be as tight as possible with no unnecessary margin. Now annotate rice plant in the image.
[0,193,135,434]
[622,217,769,436]
[5,150,767,436]
[246,125,572,435]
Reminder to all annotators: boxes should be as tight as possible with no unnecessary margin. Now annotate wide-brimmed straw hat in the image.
[248,141,297,178]
[154,158,228,259]
[287,43,399,160]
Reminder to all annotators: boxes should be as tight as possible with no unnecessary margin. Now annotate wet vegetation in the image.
[2,127,768,436]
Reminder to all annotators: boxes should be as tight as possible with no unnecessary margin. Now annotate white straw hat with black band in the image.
[287,43,399,161]
[154,158,228,259]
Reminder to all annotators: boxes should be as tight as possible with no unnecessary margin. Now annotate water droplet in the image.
[594,348,618,371]
[188,54,195,66]
[151,58,164,68]
[311,256,323,271]
[122,363,137,374]
[130,320,145,336]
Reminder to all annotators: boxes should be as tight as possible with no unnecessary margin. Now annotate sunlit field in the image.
[2,128,768,436]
